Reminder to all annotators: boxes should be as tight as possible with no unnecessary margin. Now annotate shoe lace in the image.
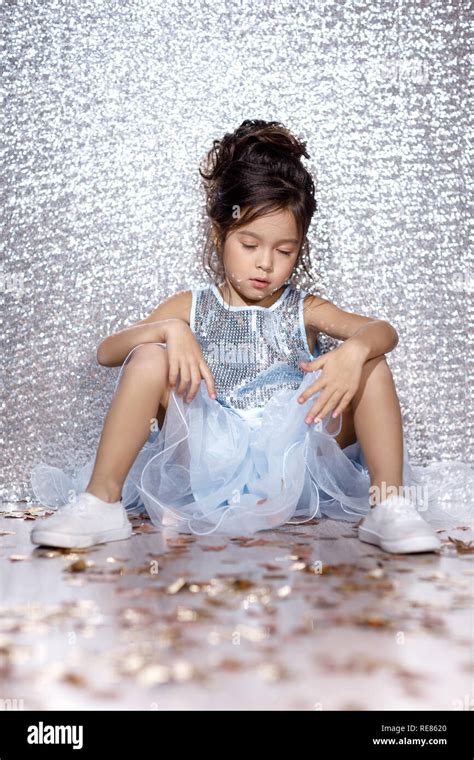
[57,497,96,518]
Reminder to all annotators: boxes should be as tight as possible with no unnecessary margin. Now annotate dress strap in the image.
[298,289,319,358]
[189,287,201,333]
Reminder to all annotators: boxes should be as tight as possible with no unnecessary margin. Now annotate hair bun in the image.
[200,119,310,183]
[231,119,310,161]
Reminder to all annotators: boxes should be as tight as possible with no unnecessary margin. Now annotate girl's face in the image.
[220,207,301,306]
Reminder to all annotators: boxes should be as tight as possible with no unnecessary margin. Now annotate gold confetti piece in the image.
[166,536,196,547]
[166,578,189,594]
[0,530,16,536]
[4,513,32,519]
[231,537,273,547]
[420,571,449,581]
[200,545,227,552]
[447,536,474,554]
[61,671,87,687]
[172,660,196,682]
[34,548,63,558]
[119,607,155,627]
[262,574,288,580]
[318,653,390,674]
[120,654,146,674]
[355,614,393,628]
[451,594,472,609]
[65,559,94,573]
[8,554,31,562]
[236,624,268,642]
[132,524,158,534]
[257,662,289,682]
[314,598,338,608]
[217,658,245,672]
[137,664,171,686]
[176,607,198,622]
[230,578,255,591]
[58,546,99,555]
[366,568,386,579]
[320,563,362,575]
[79,572,124,583]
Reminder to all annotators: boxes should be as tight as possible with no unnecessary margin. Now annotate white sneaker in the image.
[358,494,441,554]
[31,491,133,549]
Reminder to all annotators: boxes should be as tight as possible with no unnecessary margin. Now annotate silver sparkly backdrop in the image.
[2,0,471,502]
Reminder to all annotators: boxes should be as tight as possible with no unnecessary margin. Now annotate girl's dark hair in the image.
[199,119,318,285]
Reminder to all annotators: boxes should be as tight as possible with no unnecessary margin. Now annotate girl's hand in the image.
[161,319,217,402]
[297,342,365,424]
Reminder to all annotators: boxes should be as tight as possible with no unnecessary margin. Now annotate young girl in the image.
[30,120,468,552]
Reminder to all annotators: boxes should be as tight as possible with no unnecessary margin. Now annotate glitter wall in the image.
[3,0,471,501]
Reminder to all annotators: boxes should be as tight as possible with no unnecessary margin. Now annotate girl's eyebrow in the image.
[238,229,299,245]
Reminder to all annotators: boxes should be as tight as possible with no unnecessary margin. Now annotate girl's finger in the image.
[200,361,217,399]
[304,390,331,423]
[168,357,180,389]
[315,392,342,423]
[300,357,324,372]
[332,393,352,418]
[298,381,325,404]
[306,391,339,424]
[186,364,202,402]
[176,362,191,395]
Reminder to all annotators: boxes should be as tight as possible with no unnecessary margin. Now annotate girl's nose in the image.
[256,252,273,270]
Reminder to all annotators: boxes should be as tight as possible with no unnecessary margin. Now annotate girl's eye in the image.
[242,243,292,256]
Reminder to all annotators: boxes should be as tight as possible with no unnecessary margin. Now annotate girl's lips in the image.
[250,278,269,288]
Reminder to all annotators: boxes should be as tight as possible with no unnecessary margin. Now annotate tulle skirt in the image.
[30,344,474,536]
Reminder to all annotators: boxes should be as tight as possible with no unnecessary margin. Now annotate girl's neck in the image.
[218,280,288,309]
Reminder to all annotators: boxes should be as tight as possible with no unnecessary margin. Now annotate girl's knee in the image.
[361,354,391,379]
[124,343,169,375]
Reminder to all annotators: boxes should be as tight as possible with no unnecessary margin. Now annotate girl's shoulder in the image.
[300,289,331,311]
[297,288,329,307]
[299,290,332,345]
[136,289,193,327]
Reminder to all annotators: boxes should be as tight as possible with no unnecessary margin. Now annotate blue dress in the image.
[30,283,474,536]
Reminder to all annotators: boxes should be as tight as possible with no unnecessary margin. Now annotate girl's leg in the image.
[338,355,404,507]
[85,344,172,503]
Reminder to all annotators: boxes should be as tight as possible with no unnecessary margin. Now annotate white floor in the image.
[0,502,472,711]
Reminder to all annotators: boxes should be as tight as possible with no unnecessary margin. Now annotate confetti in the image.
[447,536,474,554]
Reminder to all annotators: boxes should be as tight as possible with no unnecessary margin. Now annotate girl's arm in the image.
[304,295,398,362]
[97,290,192,367]
[298,295,399,422]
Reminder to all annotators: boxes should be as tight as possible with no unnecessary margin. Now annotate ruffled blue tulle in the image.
[30,345,474,536]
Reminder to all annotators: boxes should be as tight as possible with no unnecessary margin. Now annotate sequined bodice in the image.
[190,283,320,412]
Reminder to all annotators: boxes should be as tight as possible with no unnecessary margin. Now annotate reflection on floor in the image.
[0,502,472,711]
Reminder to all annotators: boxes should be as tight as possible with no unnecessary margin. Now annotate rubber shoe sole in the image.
[31,522,133,549]
[358,525,441,554]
